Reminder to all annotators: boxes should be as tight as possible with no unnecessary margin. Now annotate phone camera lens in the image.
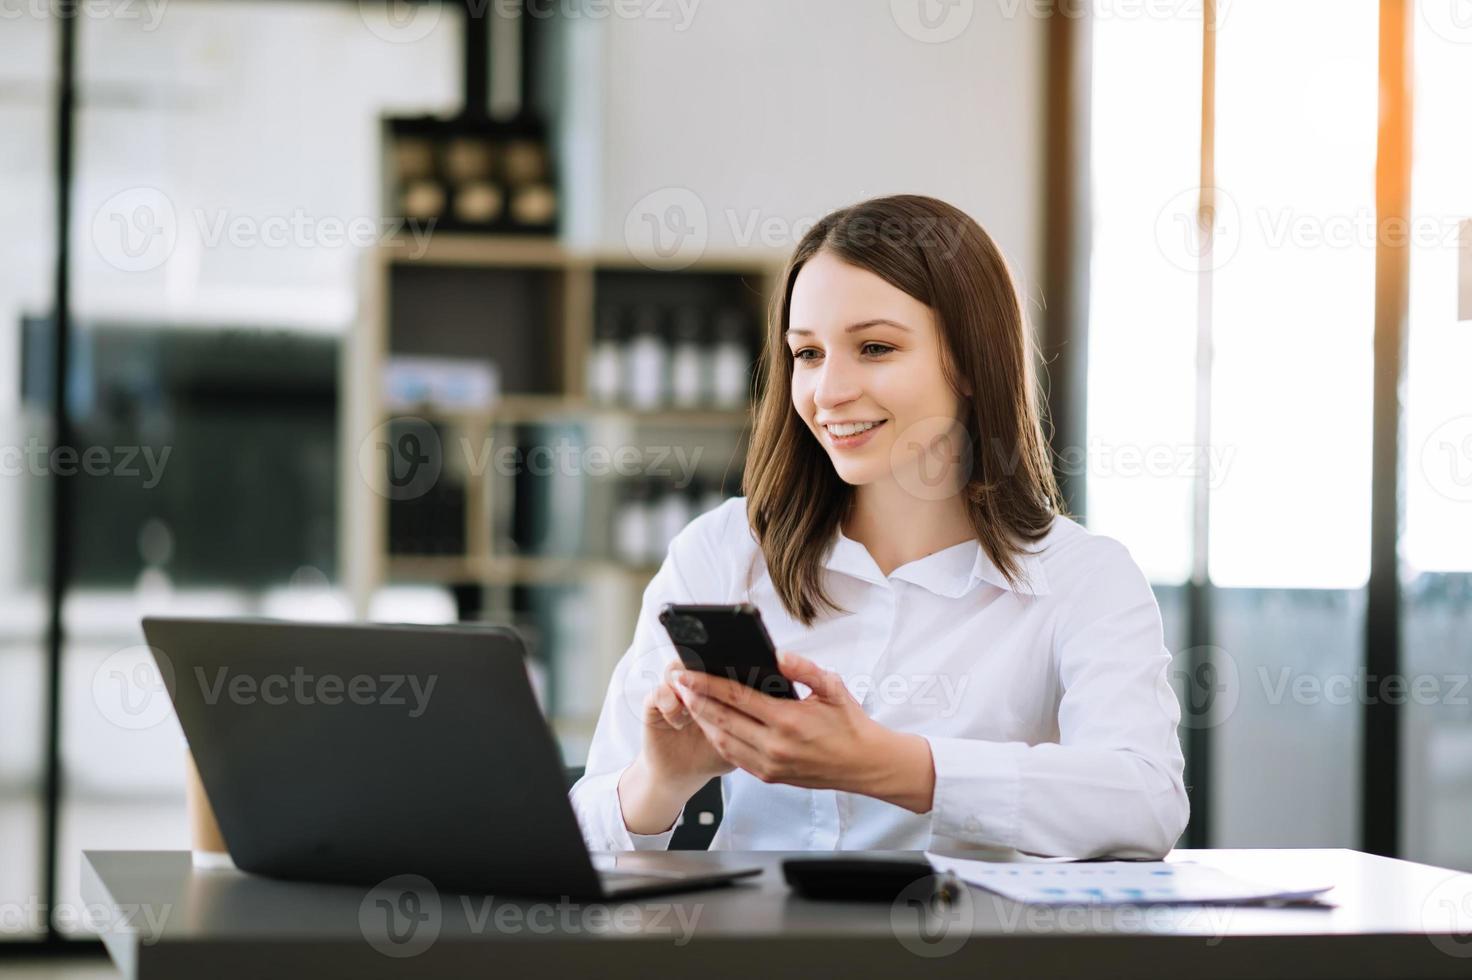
[668,614,707,645]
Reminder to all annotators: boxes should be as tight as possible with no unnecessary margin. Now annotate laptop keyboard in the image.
[599,872,695,894]
[599,867,698,880]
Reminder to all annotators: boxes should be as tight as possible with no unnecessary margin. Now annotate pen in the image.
[934,870,964,904]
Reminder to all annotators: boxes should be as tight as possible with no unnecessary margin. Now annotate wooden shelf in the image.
[381,233,568,268]
[584,248,786,273]
[382,397,752,429]
[388,554,661,586]
[381,232,782,274]
[343,227,779,704]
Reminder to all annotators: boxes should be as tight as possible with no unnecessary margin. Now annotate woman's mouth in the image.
[822,419,887,450]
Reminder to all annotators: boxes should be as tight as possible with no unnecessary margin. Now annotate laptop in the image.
[140,616,760,899]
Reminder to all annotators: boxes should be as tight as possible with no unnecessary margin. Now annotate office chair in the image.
[563,766,722,850]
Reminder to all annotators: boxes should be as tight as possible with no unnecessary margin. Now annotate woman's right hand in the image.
[640,659,734,786]
[617,660,733,835]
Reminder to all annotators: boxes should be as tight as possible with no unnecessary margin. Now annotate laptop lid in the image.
[141,616,604,898]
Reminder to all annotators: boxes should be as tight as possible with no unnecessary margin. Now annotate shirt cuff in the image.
[574,766,682,851]
[922,735,1026,849]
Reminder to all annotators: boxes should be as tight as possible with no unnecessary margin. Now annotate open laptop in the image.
[140,616,759,899]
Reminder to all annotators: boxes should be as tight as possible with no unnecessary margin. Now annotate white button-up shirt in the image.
[569,497,1189,859]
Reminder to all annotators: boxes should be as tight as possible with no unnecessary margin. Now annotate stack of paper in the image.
[925,853,1335,906]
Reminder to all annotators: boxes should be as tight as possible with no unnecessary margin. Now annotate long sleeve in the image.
[568,502,737,851]
[921,538,1190,859]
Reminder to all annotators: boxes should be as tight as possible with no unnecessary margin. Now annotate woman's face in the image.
[786,250,968,492]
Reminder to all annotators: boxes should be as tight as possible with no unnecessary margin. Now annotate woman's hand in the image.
[641,658,736,786]
[674,651,937,813]
[617,659,734,835]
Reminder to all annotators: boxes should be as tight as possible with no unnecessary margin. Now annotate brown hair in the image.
[742,194,1070,626]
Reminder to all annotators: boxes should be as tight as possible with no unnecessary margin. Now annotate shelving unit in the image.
[342,233,781,760]
[386,554,662,586]
[386,397,752,428]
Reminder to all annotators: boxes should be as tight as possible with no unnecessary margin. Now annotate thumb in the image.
[778,651,850,702]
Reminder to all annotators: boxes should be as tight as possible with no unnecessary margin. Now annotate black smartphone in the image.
[657,603,797,700]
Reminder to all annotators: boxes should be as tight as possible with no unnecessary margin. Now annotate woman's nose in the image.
[813,357,861,410]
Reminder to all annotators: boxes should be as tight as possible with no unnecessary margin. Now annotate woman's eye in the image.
[791,344,892,362]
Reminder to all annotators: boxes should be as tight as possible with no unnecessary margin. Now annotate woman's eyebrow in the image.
[785,319,913,336]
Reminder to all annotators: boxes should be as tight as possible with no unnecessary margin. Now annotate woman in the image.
[570,194,1189,859]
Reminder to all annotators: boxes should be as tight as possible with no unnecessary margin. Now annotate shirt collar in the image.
[824,526,1052,599]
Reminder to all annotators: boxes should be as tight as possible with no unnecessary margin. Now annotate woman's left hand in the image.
[671,651,936,813]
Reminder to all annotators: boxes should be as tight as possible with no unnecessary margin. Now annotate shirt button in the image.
[965,817,982,833]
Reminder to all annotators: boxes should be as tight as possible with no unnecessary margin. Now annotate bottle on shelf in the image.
[614,477,653,566]
[625,307,669,410]
[588,310,624,405]
[668,306,708,409]
[711,308,751,409]
[655,480,693,563]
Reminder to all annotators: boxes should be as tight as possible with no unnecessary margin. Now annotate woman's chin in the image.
[827,461,883,487]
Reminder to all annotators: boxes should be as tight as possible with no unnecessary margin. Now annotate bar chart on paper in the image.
[926,854,1335,906]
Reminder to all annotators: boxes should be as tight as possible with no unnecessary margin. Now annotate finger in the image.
[663,660,688,698]
[692,714,778,782]
[777,651,851,702]
[643,686,678,727]
[663,661,698,713]
[689,710,765,769]
[682,686,769,746]
[674,669,783,722]
[652,681,691,729]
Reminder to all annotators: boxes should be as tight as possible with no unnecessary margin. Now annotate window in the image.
[1088,0,1381,849]
[1401,6,1472,874]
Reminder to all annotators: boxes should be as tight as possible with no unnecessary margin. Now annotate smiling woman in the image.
[752,195,1066,622]
[570,194,1189,859]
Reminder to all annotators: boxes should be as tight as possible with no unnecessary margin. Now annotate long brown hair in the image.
[742,194,1070,626]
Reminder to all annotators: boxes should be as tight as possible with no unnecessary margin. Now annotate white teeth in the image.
[825,421,881,437]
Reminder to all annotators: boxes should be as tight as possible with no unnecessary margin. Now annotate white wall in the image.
[72,0,462,329]
[567,0,1046,299]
